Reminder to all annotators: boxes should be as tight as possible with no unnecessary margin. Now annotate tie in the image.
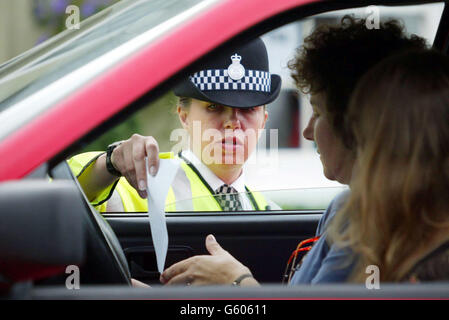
[215,184,243,211]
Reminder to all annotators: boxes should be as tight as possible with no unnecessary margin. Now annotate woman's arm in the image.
[76,134,160,201]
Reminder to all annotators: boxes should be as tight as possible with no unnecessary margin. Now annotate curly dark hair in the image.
[289,15,428,148]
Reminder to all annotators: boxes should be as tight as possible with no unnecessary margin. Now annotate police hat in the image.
[173,38,282,108]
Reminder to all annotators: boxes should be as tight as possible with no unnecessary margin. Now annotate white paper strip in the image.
[146,157,180,274]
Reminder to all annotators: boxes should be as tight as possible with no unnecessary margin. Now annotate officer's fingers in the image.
[110,144,140,196]
[132,139,148,198]
[123,171,139,197]
[117,138,134,173]
[119,138,141,194]
[205,234,227,256]
[145,136,160,176]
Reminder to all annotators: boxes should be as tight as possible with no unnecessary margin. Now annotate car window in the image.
[0,0,218,142]
[0,0,214,109]
[71,2,445,214]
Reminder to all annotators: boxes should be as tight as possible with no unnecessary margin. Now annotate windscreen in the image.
[0,0,211,112]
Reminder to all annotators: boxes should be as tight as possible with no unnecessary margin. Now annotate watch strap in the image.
[106,142,122,177]
[232,273,253,286]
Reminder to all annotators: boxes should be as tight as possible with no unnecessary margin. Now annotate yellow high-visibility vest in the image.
[67,151,269,212]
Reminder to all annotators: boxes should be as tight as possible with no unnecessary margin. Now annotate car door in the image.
[1,0,448,300]
[105,195,329,285]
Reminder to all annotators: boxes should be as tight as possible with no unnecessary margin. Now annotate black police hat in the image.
[173,38,282,108]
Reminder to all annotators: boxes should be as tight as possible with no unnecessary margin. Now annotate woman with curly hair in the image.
[329,49,449,283]
[285,16,428,284]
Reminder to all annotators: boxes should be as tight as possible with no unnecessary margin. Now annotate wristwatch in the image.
[106,141,123,177]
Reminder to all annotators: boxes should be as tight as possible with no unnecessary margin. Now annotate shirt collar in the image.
[181,150,246,193]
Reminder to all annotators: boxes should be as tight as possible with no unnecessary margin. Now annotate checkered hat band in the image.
[190,69,271,92]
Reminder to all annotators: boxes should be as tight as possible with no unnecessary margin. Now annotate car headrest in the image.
[0,180,86,289]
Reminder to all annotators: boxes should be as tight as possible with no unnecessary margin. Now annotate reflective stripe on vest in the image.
[68,151,268,212]
[169,165,194,211]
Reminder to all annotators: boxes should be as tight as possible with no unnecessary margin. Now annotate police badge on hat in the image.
[173,38,282,108]
[227,54,245,81]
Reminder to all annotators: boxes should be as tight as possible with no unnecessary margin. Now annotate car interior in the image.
[1,0,449,299]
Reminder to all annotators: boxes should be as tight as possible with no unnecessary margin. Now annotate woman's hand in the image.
[160,234,257,286]
[110,134,160,199]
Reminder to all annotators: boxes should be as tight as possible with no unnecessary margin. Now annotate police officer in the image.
[69,38,281,212]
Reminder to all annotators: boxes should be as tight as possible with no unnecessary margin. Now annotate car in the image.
[0,0,448,302]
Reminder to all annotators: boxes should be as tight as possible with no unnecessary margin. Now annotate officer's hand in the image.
[159,234,252,286]
[110,134,160,198]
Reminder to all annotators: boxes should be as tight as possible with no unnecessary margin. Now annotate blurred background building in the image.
[250,3,444,191]
[0,0,45,64]
[0,0,119,65]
